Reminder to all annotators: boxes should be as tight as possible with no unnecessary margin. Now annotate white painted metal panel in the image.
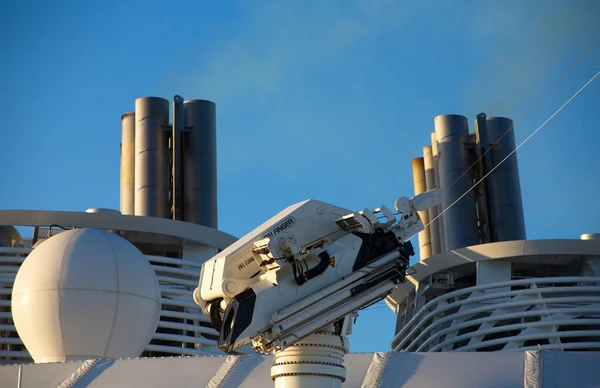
[0,352,599,387]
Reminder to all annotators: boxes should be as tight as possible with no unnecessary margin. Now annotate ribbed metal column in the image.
[271,325,348,388]
[412,157,432,260]
[434,114,479,250]
[134,97,170,218]
[423,146,441,256]
[120,112,135,215]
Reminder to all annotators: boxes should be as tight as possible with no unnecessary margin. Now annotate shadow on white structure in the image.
[1,351,599,387]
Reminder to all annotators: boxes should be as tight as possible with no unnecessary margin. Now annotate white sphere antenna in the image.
[11,228,161,363]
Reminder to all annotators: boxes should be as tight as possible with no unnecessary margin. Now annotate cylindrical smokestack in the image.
[434,114,479,250]
[134,97,170,218]
[412,157,431,260]
[120,112,136,215]
[423,146,441,256]
[182,100,218,228]
[431,132,446,253]
[172,95,185,221]
[485,117,526,241]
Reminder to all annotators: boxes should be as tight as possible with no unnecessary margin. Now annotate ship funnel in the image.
[119,95,218,228]
[410,112,526,258]
[412,157,432,260]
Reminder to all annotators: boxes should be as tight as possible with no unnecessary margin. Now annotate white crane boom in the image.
[193,189,440,354]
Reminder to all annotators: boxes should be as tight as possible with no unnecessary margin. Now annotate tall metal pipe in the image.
[412,157,431,260]
[423,146,441,256]
[485,117,526,241]
[474,113,494,243]
[134,97,170,218]
[431,132,446,253]
[434,114,479,250]
[120,112,136,215]
[172,95,184,221]
[182,100,218,228]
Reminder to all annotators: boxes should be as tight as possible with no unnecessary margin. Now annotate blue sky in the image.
[1,1,599,353]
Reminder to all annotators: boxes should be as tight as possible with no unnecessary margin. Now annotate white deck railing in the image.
[391,276,600,352]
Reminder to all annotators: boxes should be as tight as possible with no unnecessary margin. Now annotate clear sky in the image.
[1,0,599,353]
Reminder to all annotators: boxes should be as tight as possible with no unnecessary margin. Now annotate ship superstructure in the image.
[386,113,600,352]
[0,103,598,386]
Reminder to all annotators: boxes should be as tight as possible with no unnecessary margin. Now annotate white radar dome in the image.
[11,228,161,363]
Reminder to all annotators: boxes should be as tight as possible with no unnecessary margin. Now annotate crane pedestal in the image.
[271,325,349,388]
